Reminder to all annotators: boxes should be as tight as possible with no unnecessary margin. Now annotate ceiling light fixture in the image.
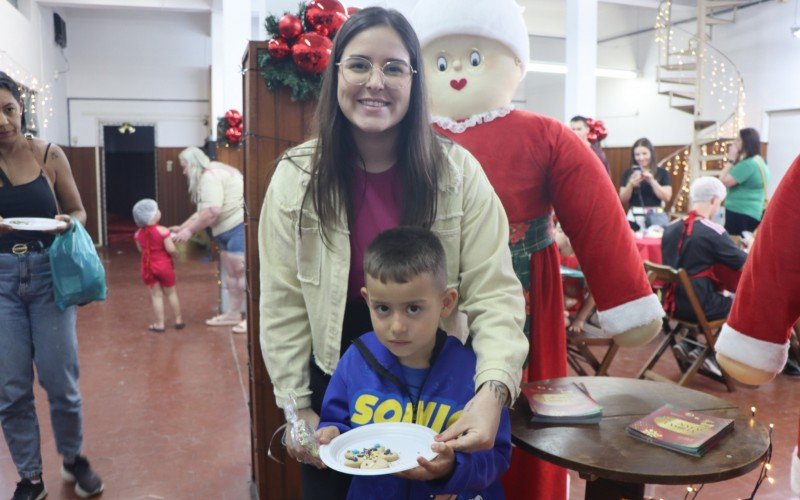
[526,61,638,79]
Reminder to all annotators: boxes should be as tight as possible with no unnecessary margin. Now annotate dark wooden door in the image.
[243,40,316,500]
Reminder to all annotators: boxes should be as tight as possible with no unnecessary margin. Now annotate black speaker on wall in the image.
[54,13,67,48]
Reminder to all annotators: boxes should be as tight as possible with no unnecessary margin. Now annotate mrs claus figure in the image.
[716,154,800,496]
[411,1,664,497]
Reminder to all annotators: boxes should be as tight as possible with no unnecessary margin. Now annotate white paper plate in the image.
[3,217,66,231]
[319,422,438,476]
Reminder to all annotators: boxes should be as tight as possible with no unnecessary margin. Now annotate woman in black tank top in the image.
[0,72,104,498]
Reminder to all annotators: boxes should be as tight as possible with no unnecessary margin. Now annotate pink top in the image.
[347,165,402,302]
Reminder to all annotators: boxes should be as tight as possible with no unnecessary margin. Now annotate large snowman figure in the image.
[715,155,800,496]
[411,1,664,497]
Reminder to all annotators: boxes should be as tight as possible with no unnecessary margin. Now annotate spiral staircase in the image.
[654,0,748,212]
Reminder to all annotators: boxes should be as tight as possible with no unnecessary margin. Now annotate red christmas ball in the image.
[305,0,348,38]
[267,37,291,60]
[291,33,333,74]
[278,14,303,41]
[225,126,242,144]
[225,109,242,127]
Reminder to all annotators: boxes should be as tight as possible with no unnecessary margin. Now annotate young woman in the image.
[619,137,673,230]
[719,127,770,236]
[0,71,104,499]
[258,8,527,498]
[619,137,673,208]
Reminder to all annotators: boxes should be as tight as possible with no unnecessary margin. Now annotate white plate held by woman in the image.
[319,422,438,476]
[2,217,67,232]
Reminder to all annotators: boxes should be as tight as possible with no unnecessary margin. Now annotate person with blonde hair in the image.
[171,147,246,334]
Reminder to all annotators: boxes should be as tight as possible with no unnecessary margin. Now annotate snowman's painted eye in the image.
[437,56,448,72]
[469,50,482,67]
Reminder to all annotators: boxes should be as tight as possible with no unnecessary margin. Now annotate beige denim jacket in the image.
[258,139,527,409]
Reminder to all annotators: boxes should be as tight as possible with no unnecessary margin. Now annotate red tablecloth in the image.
[635,236,663,264]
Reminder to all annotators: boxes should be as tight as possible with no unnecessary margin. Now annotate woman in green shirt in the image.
[720,128,770,236]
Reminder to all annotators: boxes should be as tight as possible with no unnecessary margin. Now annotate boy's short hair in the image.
[364,227,447,290]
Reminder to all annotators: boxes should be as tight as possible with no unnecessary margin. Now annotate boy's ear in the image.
[360,286,369,303]
[440,288,459,318]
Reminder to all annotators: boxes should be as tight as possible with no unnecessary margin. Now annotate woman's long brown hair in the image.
[303,7,444,241]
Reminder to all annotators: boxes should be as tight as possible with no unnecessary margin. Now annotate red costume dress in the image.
[715,154,800,494]
[435,109,663,499]
[134,226,176,288]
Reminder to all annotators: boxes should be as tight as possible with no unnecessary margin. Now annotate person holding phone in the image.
[619,137,672,229]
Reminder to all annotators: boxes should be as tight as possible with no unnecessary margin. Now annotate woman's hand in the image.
[435,381,506,452]
[287,408,324,468]
[727,143,740,162]
[395,442,455,481]
[628,170,643,188]
[168,225,181,233]
[42,214,73,235]
[171,227,192,243]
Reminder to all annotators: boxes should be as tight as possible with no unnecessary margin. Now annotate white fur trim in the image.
[715,324,789,375]
[432,106,514,133]
[792,447,799,495]
[596,294,664,336]
[410,0,530,72]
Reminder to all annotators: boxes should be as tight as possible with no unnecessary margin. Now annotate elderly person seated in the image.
[661,176,747,323]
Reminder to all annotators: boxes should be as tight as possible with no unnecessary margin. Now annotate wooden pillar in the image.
[242,40,316,500]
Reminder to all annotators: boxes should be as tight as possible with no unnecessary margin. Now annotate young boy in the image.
[316,227,512,499]
[132,198,184,332]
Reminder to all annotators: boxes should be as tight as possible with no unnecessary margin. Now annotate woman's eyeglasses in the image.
[337,56,416,89]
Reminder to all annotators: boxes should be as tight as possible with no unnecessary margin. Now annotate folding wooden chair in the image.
[566,308,620,377]
[636,261,737,391]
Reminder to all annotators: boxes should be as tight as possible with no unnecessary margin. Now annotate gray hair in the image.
[690,176,727,204]
[132,198,159,227]
[179,147,211,204]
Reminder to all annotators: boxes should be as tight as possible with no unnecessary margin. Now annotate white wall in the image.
[0,1,70,144]
[65,8,211,147]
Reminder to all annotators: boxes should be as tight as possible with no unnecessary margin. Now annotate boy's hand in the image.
[395,442,454,481]
[315,426,340,445]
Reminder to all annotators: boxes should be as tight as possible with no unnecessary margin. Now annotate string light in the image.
[0,50,55,133]
[653,0,746,213]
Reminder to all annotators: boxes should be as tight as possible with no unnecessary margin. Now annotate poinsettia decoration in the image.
[585,118,608,144]
[218,109,244,147]
[260,1,354,102]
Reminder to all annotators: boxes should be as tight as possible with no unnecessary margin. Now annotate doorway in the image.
[102,125,156,245]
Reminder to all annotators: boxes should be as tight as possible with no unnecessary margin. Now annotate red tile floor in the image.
[0,242,251,499]
[1,243,798,499]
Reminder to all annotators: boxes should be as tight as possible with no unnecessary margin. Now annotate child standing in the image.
[132,199,183,332]
[316,227,511,499]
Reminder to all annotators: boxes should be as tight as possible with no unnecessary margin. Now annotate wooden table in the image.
[511,377,770,499]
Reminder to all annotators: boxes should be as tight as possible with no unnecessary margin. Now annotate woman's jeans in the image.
[0,251,83,478]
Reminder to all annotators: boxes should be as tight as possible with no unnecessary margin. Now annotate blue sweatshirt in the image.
[319,330,511,499]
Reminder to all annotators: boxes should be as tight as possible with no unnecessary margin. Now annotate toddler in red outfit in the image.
[133,199,183,333]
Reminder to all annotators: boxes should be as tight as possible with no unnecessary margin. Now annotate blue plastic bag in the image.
[49,220,107,310]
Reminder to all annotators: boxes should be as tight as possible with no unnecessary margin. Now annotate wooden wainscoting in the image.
[64,146,100,243]
[155,148,195,228]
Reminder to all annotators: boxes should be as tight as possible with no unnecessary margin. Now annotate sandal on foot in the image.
[231,320,247,334]
[205,315,241,327]
[148,325,166,333]
[174,323,186,330]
